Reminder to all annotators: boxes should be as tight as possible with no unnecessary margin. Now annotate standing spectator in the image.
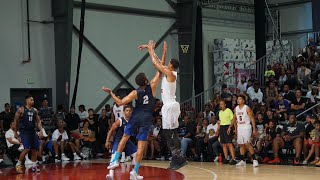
[98,109,109,155]
[266,81,278,108]
[284,74,299,90]
[236,76,247,94]
[53,105,65,126]
[264,109,278,125]
[78,105,88,128]
[217,100,237,165]
[205,116,219,162]
[0,103,14,132]
[268,115,304,164]
[290,90,306,117]
[203,104,214,120]
[87,108,98,132]
[65,106,81,133]
[38,98,54,133]
[231,94,238,110]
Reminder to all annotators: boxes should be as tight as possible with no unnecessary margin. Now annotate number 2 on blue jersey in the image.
[143,95,149,104]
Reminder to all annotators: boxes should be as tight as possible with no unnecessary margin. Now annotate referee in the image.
[217,100,237,165]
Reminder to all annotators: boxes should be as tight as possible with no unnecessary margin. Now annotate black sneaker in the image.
[170,156,188,170]
[223,159,230,164]
[229,159,237,165]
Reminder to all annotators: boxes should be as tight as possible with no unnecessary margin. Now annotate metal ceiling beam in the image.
[72,25,135,90]
[164,0,177,11]
[94,23,177,113]
[269,0,311,8]
[73,1,177,19]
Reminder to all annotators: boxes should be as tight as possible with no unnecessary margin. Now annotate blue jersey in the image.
[20,106,37,131]
[135,85,155,111]
[114,117,128,141]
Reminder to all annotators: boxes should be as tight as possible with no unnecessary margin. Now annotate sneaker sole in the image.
[170,161,188,170]
[107,164,119,170]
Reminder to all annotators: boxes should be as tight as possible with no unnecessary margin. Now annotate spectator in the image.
[52,119,85,162]
[266,81,278,108]
[290,89,306,117]
[217,100,237,164]
[98,109,109,148]
[145,117,162,160]
[5,121,23,160]
[306,86,320,104]
[236,76,247,94]
[53,105,65,126]
[264,109,278,125]
[195,118,209,161]
[87,108,98,132]
[65,106,81,132]
[231,94,238,110]
[282,84,295,102]
[80,120,97,157]
[268,115,304,164]
[180,115,196,158]
[204,116,219,162]
[153,99,162,118]
[297,63,311,88]
[221,84,232,108]
[264,65,275,80]
[266,75,278,88]
[278,68,288,88]
[203,104,214,120]
[247,81,263,103]
[263,121,281,163]
[274,94,290,123]
[303,116,317,164]
[284,74,299,90]
[251,99,260,116]
[38,98,54,132]
[78,105,88,128]
[0,103,14,132]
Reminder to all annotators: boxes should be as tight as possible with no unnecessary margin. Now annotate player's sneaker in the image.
[236,160,246,166]
[229,159,237,165]
[310,158,319,165]
[120,157,126,163]
[130,170,143,180]
[16,165,23,174]
[294,158,300,165]
[253,160,259,167]
[25,158,33,165]
[106,169,114,180]
[126,156,131,162]
[55,158,61,163]
[168,155,188,170]
[62,154,70,161]
[107,161,119,170]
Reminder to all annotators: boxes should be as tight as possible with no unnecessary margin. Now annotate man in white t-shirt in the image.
[205,116,219,162]
[203,105,215,120]
[5,121,24,150]
[52,119,85,163]
[237,76,247,94]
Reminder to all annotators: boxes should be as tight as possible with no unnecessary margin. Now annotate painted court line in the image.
[186,165,217,180]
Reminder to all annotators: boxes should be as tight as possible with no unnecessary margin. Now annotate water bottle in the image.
[218,153,223,163]
[200,153,203,162]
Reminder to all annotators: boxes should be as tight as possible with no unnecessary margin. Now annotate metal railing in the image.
[180,42,293,116]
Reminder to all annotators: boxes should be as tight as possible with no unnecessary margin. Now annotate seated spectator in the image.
[306,86,320,104]
[231,94,238,110]
[5,121,23,161]
[284,74,299,90]
[263,121,281,163]
[145,117,162,160]
[180,115,196,158]
[153,99,162,118]
[220,84,232,109]
[278,68,288,88]
[251,99,260,116]
[195,112,204,127]
[52,119,86,162]
[78,105,88,128]
[86,108,98,132]
[205,116,219,162]
[297,63,311,89]
[265,75,278,88]
[303,116,318,164]
[282,84,295,102]
[195,118,209,161]
[266,81,278,108]
[236,76,247,94]
[247,81,263,103]
[264,65,275,81]
[274,94,290,123]
[268,115,304,164]
[256,113,267,157]
[290,89,306,117]
[80,120,96,158]
[203,104,214,120]
[264,109,278,125]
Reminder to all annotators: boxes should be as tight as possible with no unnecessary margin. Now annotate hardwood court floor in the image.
[1,160,320,180]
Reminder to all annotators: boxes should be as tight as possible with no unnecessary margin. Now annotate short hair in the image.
[42,98,48,102]
[25,94,33,99]
[4,103,10,107]
[124,105,133,111]
[238,94,246,101]
[88,108,94,112]
[170,58,180,70]
[57,104,64,111]
[135,72,147,86]
[79,104,86,111]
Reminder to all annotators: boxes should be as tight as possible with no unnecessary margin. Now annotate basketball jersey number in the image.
[239,116,243,122]
[117,113,120,118]
[143,95,149,104]
[29,115,33,122]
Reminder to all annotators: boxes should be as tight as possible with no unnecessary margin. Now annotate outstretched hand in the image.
[102,86,111,94]
[148,40,156,50]
[138,44,148,51]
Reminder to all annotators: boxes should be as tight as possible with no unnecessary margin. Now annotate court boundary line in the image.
[186,165,217,180]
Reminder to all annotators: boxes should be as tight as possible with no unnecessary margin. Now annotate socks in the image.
[134,163,140,174]
[16,160,22,166]
[112,152,121,163]
[131,152,137,158]
[121,152,126,159]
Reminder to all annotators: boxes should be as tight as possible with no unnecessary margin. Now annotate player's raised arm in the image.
[102,87,137,106]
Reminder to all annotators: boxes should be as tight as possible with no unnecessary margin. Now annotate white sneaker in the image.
[120,157,126,163]
[214,157,219,162]
[25,158,33,165]
[126,156,131,162]
[62,154,70,161]
[80,153,87,160]
[106,169,114,180]
[55,158,61,163]
[73,154,81,161]
[107,161,119,170]
[42,155,47,162]
[253,160,259,167]
[236,160,246,166]
[130,170,143,180]
[302,160,308,165]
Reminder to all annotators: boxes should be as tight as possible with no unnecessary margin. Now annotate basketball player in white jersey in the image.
[113,102,124,120]
[139,40,187,170]
[232,94,259,167]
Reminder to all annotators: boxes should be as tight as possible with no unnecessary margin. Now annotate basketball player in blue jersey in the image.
[139,40,187,170]
[105,105,137,178]
[102,41,165,180]
[14,95,43,174]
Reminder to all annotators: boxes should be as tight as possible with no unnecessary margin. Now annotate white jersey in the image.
[161,71,178,104]
[113,104,124,120]
[235,105,251,126]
